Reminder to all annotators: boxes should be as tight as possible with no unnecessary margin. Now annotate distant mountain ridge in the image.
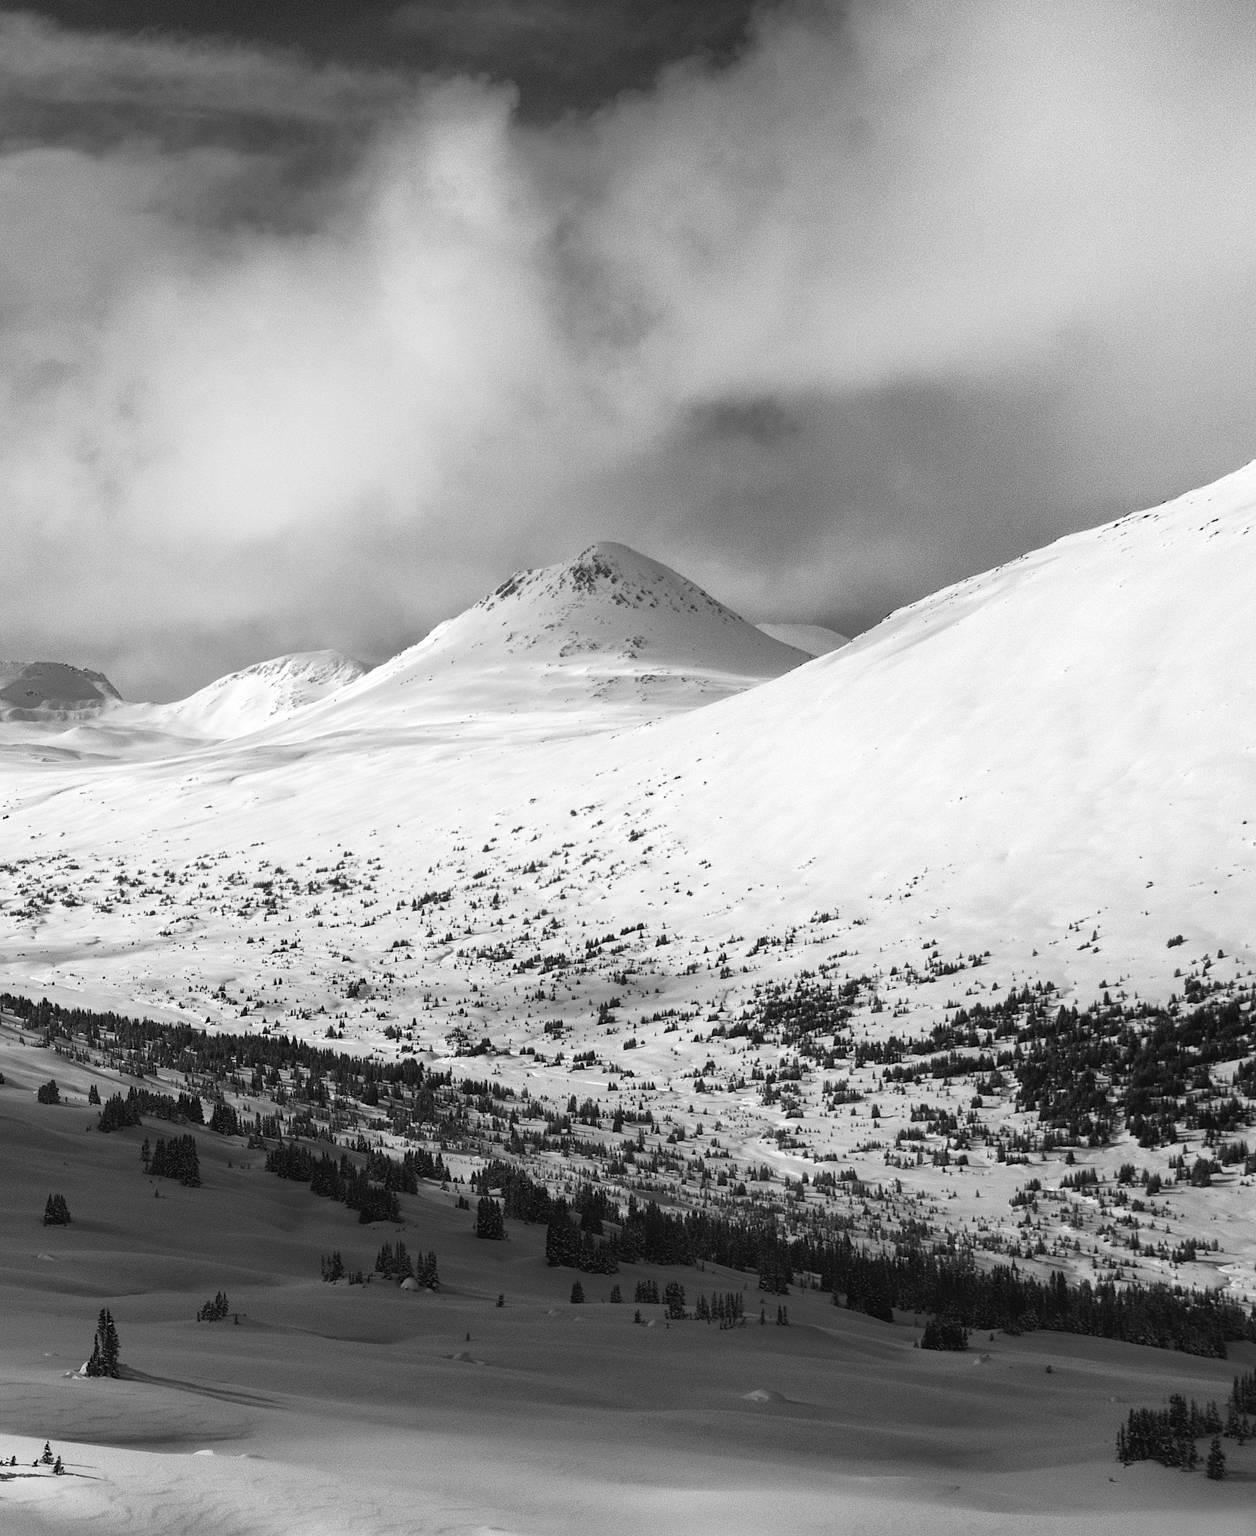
[142,650,368,740]
[0,544,813,753]
[0,660,121,721]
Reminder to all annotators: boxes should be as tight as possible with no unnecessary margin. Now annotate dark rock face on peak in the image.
[0,661,121,720]
[470,542,807,676]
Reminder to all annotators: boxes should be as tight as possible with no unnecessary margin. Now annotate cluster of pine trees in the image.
[98,1087,201,1132]
[693,1291,745,1325]
[545,1215,618,1272]
[1117,1369,1256,1474]
[42,1193,71,1226]
[208,1102,242,1136]
[265,1142,398,1222]
[146,1134,201,1185]
[320,1251,365,1284]
[83,1310,120,1377]
[265,1140,444,1224]
[919,1316,970,1351]
[474,1196,504,1239]
[826,1241,1253,1358]
[374,1240,439,1289]
[196,1291,231,1322]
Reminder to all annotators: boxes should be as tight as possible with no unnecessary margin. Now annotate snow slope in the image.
[2,466,1256,1014]
[755,622,849,656]
[138,650,367,740]
[578,460,1256,977]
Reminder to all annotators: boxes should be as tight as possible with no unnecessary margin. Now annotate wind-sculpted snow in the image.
[755,622,849,656]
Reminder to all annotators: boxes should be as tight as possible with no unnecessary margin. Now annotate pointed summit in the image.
[266,542,807,744]
[459,540,807,675]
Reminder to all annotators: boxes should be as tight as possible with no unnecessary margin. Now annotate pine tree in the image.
[1206,1438,1227,1480]
[475,1196,504,1240]
[84,1309,120,1378]
[570,1280,585,1303]
[42,1193,71,1226]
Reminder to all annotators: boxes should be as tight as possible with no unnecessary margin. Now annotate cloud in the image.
[4,2,1256,696]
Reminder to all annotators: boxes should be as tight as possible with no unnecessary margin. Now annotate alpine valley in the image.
[3,472,1256,1536]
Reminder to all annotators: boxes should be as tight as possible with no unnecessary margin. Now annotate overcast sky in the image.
[4,0,1256,699]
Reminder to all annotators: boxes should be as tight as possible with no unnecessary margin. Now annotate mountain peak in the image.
[477,541,767,637]
[256,542,809,745]
[0,660,122,721]
[152,650,367,739]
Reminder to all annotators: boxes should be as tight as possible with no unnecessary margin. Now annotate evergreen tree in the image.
[1206,1438,1227,1480]
[570,1280,585,1303]
[475,1196,504,1240]
[36,1079,60,1105]
[84,1309,120,1378]
[920,1316,970,1351]
[42,1193,71,1226]
[196,1291,230,1322]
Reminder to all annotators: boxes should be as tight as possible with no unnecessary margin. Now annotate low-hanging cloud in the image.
[4,0,1256,698]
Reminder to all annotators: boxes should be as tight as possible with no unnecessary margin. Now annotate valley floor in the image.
[1,1036,1252,1536]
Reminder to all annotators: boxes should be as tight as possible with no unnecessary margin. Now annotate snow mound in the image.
[756,622,849,656]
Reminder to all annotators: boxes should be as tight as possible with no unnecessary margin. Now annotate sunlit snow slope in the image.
[139,650,368,740]
[573,459,1256,979]
[2,468,1255,1007]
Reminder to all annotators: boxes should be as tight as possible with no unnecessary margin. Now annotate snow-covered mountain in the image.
[141,650,367,740]
[0,660,121,721]
[3,466,1256,1021]
[261,541,810,746]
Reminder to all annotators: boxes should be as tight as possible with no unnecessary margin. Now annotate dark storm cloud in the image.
[3,1,1256,698]
[9,0,767,121]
